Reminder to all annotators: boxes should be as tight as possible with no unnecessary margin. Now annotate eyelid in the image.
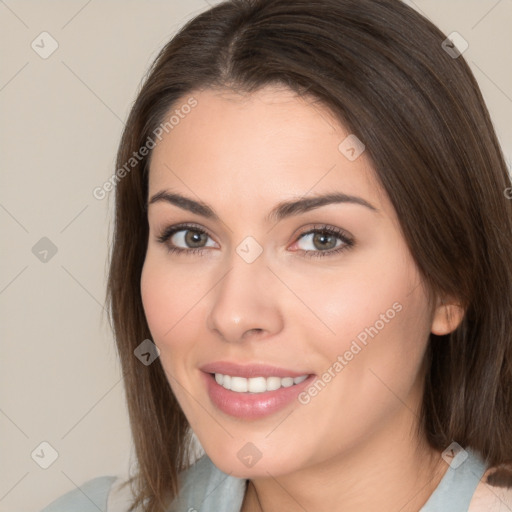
[156,222,217,244]
[293,223,353,243]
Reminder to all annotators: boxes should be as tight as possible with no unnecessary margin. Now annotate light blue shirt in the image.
[40,447,488,511]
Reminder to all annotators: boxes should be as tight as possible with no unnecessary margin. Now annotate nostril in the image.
[244,328,263,338]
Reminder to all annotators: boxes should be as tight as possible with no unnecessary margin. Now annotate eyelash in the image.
[156,222,355,259]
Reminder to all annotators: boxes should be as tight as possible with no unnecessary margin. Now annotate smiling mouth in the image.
[201,367,315,419]
[211,373,309,393]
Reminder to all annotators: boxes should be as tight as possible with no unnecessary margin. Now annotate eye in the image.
[291,224,354,258]
[156,223,217,255]
[156,222,355,258]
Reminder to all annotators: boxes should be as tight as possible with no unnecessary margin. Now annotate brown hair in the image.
[106,0,512,509]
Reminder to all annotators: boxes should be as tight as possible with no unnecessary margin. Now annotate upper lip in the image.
[200,361,312,379]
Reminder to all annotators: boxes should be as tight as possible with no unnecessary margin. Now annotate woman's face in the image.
[141,85,440,477]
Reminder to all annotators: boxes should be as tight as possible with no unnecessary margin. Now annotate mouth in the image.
[213,373,308,393]
[199,362,315,419]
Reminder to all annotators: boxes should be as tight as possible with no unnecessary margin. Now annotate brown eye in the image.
[157,224,217,254]
[296,230,344,252]
[293,225,355,259]
[179,229,209,248]
[311,232,339,250]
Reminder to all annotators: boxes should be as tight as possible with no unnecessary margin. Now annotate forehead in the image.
[147,86,388,216]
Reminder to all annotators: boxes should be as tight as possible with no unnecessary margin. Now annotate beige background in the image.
[1,1,511,511]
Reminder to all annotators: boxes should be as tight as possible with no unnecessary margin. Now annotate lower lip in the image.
[202,372,315,420]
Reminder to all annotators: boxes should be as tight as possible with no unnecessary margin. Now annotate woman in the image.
[41,0,512,510]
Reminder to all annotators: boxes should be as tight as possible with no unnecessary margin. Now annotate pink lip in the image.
[199,362,315,420]
[200,361,310,378]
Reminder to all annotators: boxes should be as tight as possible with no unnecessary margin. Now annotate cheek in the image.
[290,248,421,352]
[140,259,171,340]
[140,257,201,398]
[300,247,431,406]
[341,283,429,406]
[140,253,217,390]
[290,280,431,462]
[140,255,196,346]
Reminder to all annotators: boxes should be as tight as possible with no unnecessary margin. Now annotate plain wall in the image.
[0,1,510,511]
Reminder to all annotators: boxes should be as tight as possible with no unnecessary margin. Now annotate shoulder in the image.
[40,475,118,512]
[468,465,512,512]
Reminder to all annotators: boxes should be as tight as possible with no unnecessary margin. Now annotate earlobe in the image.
[431,297,465,336]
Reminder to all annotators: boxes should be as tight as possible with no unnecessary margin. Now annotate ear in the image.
[431,295,465,336]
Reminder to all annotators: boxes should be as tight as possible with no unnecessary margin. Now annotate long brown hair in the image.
[106,0,512,509]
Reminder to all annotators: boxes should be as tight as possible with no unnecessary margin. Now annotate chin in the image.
[201,440,307,479]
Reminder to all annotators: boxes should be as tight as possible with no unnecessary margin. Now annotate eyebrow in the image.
[147,190,379,222]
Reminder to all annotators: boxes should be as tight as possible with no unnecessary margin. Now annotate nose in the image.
[206,250,284,343]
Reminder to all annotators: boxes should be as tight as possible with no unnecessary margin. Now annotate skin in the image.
[140,85,465,512]
[468,468,512,511]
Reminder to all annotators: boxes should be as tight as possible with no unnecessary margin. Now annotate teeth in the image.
[248,377,266,393]
[231,376,248,393]
[214,373,309,393]
[266,376,281,391]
